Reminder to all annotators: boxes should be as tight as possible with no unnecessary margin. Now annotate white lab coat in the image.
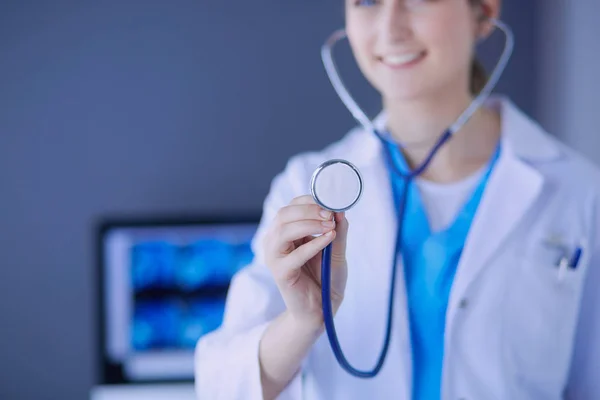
[194,97,600,400]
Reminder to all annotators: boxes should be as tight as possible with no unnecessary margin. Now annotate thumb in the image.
[330,212,349,266]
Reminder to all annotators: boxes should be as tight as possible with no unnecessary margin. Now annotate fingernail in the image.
[320,210,332,220]
[325,230,333,237]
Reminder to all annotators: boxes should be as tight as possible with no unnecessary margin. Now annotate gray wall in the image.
[536,0,600,165]
[0,1,535,399]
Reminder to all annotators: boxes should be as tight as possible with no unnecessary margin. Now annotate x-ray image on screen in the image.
[99,218,259,383]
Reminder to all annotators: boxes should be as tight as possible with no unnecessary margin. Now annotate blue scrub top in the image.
[384,140,500,400]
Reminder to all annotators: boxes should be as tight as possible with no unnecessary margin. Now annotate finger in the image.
[276,220,336,253]
[290,195,316,205]
[330,212,349,265]
[330,212,347,239]
[276,203,333,226]
[280,230,336,272]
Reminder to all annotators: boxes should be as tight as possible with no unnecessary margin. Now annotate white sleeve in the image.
[194,158,308,400]
[565,196,600,399]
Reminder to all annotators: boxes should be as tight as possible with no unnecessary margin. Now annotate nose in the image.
[379,1,413,43]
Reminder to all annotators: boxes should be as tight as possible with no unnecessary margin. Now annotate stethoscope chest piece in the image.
[310,159,363,212]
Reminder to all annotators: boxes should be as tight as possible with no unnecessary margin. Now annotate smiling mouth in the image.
[379,51,426,69]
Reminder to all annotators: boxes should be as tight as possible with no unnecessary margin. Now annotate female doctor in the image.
[195,0,600,399]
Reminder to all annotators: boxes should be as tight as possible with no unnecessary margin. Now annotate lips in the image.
[379,51,426,69]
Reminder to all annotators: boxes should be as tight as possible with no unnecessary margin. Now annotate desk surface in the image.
[90,383,196,400]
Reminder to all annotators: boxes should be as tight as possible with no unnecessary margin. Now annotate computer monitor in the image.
[96,215,260,384]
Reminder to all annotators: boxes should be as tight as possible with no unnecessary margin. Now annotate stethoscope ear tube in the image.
[320,19,515,141]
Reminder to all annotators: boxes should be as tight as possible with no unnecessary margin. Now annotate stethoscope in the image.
[309,18,515,378]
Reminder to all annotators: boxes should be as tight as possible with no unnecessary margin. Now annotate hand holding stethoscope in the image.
[262,195,350,330]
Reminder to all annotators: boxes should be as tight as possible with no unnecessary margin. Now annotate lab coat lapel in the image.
[447,143,545,319]
[445,97,564,317]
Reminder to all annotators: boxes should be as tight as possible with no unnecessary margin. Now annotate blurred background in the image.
[0,0,597,399]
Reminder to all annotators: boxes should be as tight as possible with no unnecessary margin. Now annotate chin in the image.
[379,75,462,105]
[380,84,438,103]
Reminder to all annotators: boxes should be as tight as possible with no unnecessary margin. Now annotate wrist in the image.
[285,311,325,339]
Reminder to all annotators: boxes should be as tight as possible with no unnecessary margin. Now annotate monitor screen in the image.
[96,216,259,384]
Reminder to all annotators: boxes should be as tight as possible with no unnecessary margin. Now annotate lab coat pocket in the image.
[502,242,586,391]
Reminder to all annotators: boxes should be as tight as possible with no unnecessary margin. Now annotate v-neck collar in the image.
[383,139,501,244]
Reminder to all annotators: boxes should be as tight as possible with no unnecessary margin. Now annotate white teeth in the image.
[383,53,421,66]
